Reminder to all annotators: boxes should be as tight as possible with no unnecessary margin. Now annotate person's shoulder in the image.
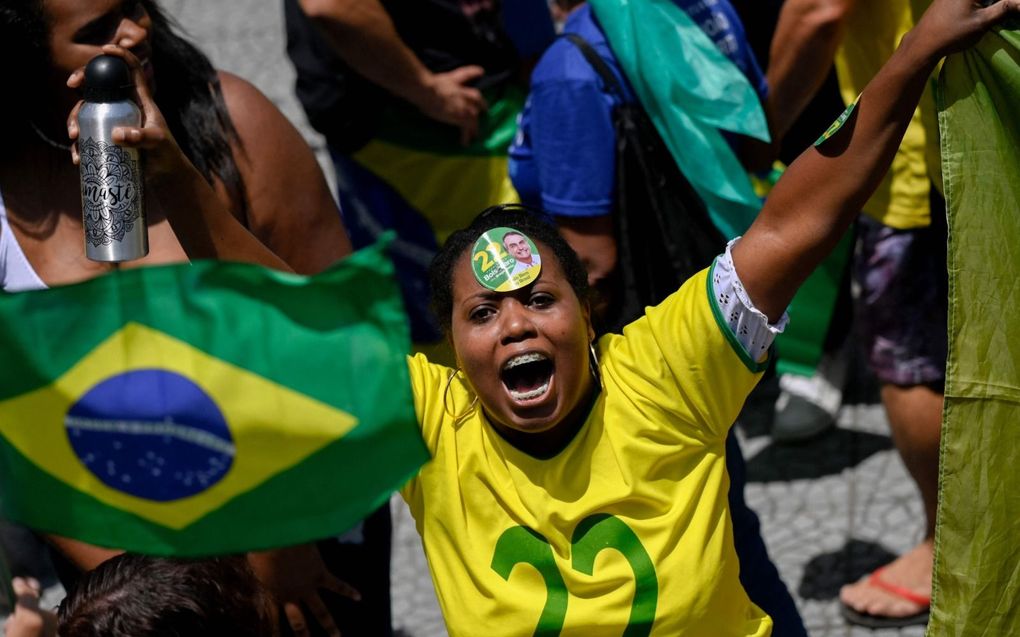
[532,8,630,101]
[531,39,599,88]
[216,71,282,131]
[214,70,315,177]
[531,6,614,88]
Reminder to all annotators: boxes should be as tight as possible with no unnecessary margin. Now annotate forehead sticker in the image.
[471,227,542,292]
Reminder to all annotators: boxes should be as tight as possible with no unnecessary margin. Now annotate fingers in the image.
[463,87,488,114]
[99,44,158,119]
[447,64,485,87]
[320,575,361,602]
[61,67,85,166]
[283,602,310,637]
[459,119,479,146]
[452,87,484,144]
[303,595,342,637]
[66,100,82,142]
[11,577,40,601]
[66,68,84,90]
[111,125,166,148]
[981,0,1020,24]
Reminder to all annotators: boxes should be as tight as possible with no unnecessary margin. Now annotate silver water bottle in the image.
[78,54,148,262]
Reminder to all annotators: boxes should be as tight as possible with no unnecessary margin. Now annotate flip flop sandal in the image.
[840,566,931,629]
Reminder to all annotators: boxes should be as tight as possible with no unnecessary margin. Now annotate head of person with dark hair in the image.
[0,0,248,216]
[57,554,278,637]
[428,204,593,454]
[430,204,590,333]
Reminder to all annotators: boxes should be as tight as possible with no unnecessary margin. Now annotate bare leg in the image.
[840,383,941,617]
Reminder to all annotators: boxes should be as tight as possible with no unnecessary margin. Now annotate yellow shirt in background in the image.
[835,0,939,228]
[402,268,772,637]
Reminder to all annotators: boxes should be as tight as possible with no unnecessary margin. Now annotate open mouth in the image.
[501,352,554,402]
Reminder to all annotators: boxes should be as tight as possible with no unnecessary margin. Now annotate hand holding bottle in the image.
[70,51,147,262]
[64,45,292,270]
[66,45,184,179]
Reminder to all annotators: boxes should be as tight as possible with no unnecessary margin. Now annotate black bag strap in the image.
[561,33,627,101]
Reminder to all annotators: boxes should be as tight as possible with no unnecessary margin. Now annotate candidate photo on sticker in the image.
[471,227,543,293]
[503,230,541,278]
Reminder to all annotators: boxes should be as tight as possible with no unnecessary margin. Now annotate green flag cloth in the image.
[933,23,1020,635]
[775,233,852,377]
[589,0,768,239]
[0,241,427,557]
[588,0,846,376]
[351,87,524,250]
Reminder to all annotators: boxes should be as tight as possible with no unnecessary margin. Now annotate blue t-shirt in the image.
[509,1,766,218]
[676,0,769,99]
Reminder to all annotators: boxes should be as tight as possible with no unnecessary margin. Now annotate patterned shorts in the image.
[853,199,948,388]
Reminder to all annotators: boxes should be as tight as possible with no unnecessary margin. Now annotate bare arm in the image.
[43,535,120,571]
[298,0,486,143]
[734,0,1020,321]
[766,0,856,140]
[219,72,351,274]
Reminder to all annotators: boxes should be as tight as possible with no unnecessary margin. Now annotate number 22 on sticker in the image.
[473,242,506,271]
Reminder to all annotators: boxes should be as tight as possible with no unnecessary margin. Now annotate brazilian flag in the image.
[589,0,769,239]
[337,87,523,348]
[353,90,523,248]
[932,23,1020,635]
[588,0,848,375]
[0,242,427,556]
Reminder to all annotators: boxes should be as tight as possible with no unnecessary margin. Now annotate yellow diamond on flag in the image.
[0,322,357,530]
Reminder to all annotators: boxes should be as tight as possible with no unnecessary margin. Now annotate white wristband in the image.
[711,238,789,362]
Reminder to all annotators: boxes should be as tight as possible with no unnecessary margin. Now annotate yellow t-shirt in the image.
[401,268,772,637]
[835,0,939,229]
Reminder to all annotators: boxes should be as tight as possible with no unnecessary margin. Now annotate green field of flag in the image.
[0,241,427,556]
[932,23,1020,635]
[589,0,769,240]
[588,0,846,375]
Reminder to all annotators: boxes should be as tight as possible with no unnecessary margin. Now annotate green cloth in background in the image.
[590,0,846,376]
[0,241,426,556]
[589,0,769,240]
[932,23,1020,635]
[775,233,852,378]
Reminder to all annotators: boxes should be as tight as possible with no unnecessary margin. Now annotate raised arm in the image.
[67,46,291,271]
[766,0,857,140]
[297,0,486,143]
[733,0,1019,321]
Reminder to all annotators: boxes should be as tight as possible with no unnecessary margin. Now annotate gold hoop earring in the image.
[444,369,479,421]
[589,342,603,389]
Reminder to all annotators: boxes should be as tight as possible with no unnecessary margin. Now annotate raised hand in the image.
[65,44,180,176]
[63,44,291,268]
[248,544,361,637]
[912,0,1020,61]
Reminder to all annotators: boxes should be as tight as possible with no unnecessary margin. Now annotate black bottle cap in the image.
[83,55,134,102]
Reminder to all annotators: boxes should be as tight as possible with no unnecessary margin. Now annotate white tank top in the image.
[0,189,48,292]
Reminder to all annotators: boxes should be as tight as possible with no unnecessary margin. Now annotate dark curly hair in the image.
[0,0,249,219]
[428,204,590,333]
[57,554,276,637]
